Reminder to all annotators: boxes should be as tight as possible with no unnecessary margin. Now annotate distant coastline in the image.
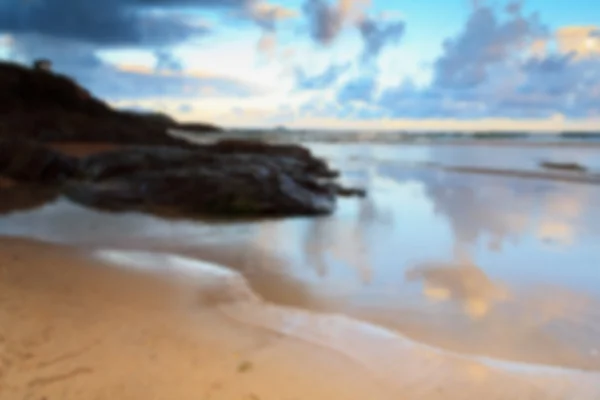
[214,128,600,146]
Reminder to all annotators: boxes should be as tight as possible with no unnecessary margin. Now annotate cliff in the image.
[0,61,221,146]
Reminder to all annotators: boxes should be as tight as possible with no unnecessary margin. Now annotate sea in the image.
[2,131,600,397]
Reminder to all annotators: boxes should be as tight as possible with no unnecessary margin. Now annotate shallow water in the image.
[2,142,600,372]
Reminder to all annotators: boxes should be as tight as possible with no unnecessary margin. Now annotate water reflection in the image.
[405,261,510,319]
[2,143,600,369]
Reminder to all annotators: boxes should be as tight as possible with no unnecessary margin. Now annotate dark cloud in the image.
[357,17,405,63]
[0,0,266,105]
[301,0,404,67]
[0,0,238,47]
[295,62,350,89]
[302,0,344,45]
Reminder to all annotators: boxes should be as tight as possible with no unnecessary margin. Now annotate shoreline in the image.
[2,237,600,399]
[0,237,392,400]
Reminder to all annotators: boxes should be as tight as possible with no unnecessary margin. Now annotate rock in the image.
[0,61,221,145]
[0,139,80,182]
[332,184,367,197]
[174,122,223,133]
[78,140,339,181]
[67,142,350,216]
[212,139,312,159]
[0,140,364,217]
[0,61,366,217]
[540,161,587,172]
[210,139,340,178]
[64,166,336,216]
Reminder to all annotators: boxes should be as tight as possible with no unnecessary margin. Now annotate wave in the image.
[94,249,600,399]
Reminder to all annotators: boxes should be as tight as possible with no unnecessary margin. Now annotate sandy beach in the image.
[0,238,394,400]
[2,235,600,400]
[3,140,600,399]
[2,0,599,395]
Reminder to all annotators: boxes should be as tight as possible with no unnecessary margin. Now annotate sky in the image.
[0,0,599,131]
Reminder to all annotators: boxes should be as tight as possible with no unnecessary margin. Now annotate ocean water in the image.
[2,141,600,396]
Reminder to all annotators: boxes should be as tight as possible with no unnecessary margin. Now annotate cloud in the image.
[247,1,298,32]
[178,104,194,113]
[357,16,405,63]
[7,35,262,101]
[293,0,598,123]
[432,3,547,89]
[295,62,350,89]
[337,74,376,102]
[0,0,276,105]
[154,50,184,72]
[556,26,600,57]
[257,32,278,55]
[0,0,230,47]
[232,1,298,56]
[302,0,369,45]
[372,3,600,119]
[102,66,262,100]
[302,0,344,45]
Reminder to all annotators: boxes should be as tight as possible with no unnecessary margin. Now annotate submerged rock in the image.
[540,161,587,172]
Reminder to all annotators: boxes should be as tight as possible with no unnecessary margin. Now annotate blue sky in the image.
[0,0,599,131]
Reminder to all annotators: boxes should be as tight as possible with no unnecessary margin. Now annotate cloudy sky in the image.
[0,0,599,131]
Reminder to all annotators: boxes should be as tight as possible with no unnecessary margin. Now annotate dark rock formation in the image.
[175,122,223,134]
[540,161,587,172]
[0,139,80,182]
[0,60,364,217]
[0,139,364,217]
[0,61,221,145]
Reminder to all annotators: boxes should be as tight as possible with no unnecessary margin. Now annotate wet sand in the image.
[3,238,600,399]
[0,238,392,400]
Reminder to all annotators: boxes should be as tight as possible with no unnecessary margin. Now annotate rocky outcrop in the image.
[0,139,364,216]
[0,61,365,217]
[0,61,221,145]
[0,139,80,182]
